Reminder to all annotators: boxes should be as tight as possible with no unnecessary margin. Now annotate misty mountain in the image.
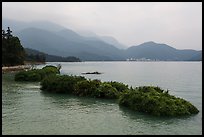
[2,18,27,32]
[77,30,127,49]
[76,30,100,38]
[125,41,201,61]
[3,18,127,50]
[186,51,202,61]
[25,48,81,62]
[2,18,66,32]
[15,27,124,61]
[57,29,85,42]
[3,19,201,61]
[15,29,202,61]
[16,28,72,56]
[99,36,127,49]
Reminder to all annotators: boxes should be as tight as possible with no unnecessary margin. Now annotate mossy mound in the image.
[118,86,199,116]
[14,65,60,82]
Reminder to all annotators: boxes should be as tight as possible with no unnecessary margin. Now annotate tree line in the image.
[2,27,46,66]
[2,27,25,66]
[2,27,82,67]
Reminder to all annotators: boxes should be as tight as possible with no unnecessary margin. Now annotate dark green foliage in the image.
[16,65,198,117]
[41,76,120,99]
[40,65,60,77]
[58,56,81,62]
[93,83,119,99]
[14,70,41,82]
[73,79,101,96]
[39,75,199,116]
[25,53,46,62]
[24,48,81,62]
[14,65,60,82]
[2,27,25,66]
[40,75,86,93]
[118,86,199,116]
[74,80,120,99]
[105,81,129,93]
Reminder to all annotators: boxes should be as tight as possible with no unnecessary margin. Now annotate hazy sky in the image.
[2,2,202,50]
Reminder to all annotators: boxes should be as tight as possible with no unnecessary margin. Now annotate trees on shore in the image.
[2,27,82,65]
[2,27,46,66]
[2,27,25,66]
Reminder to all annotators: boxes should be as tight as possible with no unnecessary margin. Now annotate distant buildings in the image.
[126,58,160,61]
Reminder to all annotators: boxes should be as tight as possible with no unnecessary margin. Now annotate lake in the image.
[2,61,202,135]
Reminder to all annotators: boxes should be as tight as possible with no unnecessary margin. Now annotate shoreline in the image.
[2,65,31,73]
[2,62,45,73]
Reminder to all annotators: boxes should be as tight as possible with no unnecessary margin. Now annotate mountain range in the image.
[25,48,81,62]
[2,18,202,61]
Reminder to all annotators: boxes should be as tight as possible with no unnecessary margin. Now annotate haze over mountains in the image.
[3,18,202,61]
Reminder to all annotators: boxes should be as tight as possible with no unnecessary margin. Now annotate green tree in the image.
[2,27,25,66]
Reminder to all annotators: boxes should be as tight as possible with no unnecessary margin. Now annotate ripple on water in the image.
[2,62,202,135]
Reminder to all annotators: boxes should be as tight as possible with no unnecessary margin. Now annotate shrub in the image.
[14,70,41,81]
[14,71,27,81]
[105,81,129,93]
[119,86,199,116]
[73,79,101,96]
[92,83,119,99]
[39,74,199,117]
[40,75,86,93]
[15,65,60,82]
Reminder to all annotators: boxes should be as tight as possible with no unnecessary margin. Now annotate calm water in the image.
[2,61,202,135]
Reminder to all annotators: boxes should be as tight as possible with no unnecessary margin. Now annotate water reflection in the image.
[119,105,192,123]
[2,62,202,135]
[40,91,118,110]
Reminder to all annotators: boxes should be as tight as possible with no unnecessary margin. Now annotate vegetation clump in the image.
[39,74,199,117]
[118,86,199,116]
[14,64,199,117]
[2,27,26,66]
[73,79,101,97]
[40,74,86,93]
[74,80,120,99]
[14,65,60,82]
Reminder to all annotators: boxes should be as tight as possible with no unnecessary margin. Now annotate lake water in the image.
[2,61,202,135]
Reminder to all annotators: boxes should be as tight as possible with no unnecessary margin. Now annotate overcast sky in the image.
[2,2,202,50]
